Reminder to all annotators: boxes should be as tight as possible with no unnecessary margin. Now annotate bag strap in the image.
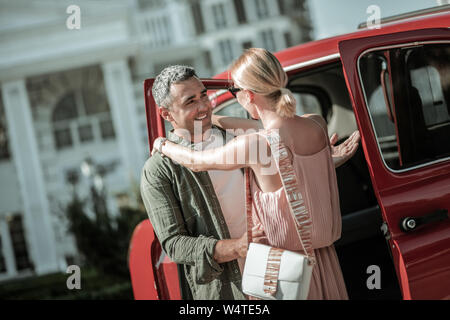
[244,129,316,265]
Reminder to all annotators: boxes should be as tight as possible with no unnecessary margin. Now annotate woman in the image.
[153,48,356,299]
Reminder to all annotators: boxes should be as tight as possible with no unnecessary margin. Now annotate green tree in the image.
[65,180,146,280]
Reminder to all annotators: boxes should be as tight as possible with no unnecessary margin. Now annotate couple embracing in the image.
[141,48,360,300]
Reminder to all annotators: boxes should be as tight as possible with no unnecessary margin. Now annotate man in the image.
[140,65,360,300]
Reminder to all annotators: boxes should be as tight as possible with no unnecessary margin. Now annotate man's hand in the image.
[330,130,360,168]
[251,224,268,245]
[235,225,268,258]
[215,225,268,263]
[235,232,248,258]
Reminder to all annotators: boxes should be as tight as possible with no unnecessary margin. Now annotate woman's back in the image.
[251,116,341,250]
[249,117,348,299]
[251,114,329,194]
[279,115,328,156]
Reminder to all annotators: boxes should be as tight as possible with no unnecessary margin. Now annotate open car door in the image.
[338,28,450,299]
[135,78,233,299]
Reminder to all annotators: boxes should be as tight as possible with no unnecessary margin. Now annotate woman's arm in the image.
[212,114,263,133]
[157,133,266,172]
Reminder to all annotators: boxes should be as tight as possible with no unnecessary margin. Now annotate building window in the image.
[100,117,115,140]
[242,41,253,50]
[8,215,32,271]
[0,92,11,161]
[255,0,269,19]
[138,0,165,9]
[78,123,94,143]
[293,0,305,10]
[0,236,6,273]
[284,32,292,48]
[233,0,247,24]
[204,50,213,70]
[212,3,227,29]
[161,16,171,46]
[191,2,205,35]
[52,89,115,151]
[261,29,276,52]
[54,127,73,149]
[219,39,234,66]
[277,0,285,14]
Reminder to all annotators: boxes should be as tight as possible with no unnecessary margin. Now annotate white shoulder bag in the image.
[241,129,316,300]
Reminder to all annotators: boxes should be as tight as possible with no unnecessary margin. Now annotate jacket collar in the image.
[167,125,224,149]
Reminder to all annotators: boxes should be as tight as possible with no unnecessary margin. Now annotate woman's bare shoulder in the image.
[286,114,328,154]
[301,113,327,129]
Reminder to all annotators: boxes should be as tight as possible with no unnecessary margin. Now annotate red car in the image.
[129,8,450,300]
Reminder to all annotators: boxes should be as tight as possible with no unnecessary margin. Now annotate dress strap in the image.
[245,129,316,264]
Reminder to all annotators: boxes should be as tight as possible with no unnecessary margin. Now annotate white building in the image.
[0,0,313,281]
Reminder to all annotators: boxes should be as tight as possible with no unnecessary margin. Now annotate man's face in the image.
[161,77,212,140]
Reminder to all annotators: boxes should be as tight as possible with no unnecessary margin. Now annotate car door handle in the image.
[400,209,449,232]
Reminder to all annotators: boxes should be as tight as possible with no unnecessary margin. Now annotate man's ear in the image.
[158,107,173,121]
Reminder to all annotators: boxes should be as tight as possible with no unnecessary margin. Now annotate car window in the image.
[292,93,323,117]
[359,43,450,171]
[214,92,323,120]
[213,99,249,118]
[410,64,450,127]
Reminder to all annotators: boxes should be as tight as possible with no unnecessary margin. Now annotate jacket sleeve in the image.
[140,158,224,284]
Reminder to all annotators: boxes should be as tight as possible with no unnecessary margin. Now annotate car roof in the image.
[214,10,450,78]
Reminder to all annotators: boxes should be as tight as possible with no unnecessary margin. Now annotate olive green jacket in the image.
[140,127,245,300]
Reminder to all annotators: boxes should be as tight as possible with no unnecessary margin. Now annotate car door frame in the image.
[338,28,450,300]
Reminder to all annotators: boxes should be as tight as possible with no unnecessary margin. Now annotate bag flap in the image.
[243,243,308,282]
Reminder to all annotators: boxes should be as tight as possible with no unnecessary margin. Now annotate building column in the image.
[167,0,195,43]
[0,215,17,278]
[1,80,59,275]
[101,59,145,184]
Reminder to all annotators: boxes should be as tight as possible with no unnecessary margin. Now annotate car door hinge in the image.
[380,222,391,241]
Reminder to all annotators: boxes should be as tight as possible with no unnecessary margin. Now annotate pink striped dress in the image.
[250,124,349,300]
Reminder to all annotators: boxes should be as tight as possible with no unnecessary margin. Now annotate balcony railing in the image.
[136,5,194,50]
[137,11,173,49]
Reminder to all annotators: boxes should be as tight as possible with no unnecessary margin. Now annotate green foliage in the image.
[0,267,132,300]
[0,177,147,300]
[65,190,147,280]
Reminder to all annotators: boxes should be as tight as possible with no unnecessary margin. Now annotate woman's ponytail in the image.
[230,48,297,118]
[275,88,296,118]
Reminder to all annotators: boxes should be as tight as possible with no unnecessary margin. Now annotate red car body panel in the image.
[130,10,450,300]
[338,27,450,299]
[129,220,181,300]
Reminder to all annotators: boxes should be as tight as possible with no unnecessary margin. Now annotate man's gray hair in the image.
[152,65,197,109]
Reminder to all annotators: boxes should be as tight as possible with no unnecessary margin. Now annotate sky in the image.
[308,0,443,39]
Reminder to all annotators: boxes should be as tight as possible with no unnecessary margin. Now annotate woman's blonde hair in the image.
[229,48,296,118]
